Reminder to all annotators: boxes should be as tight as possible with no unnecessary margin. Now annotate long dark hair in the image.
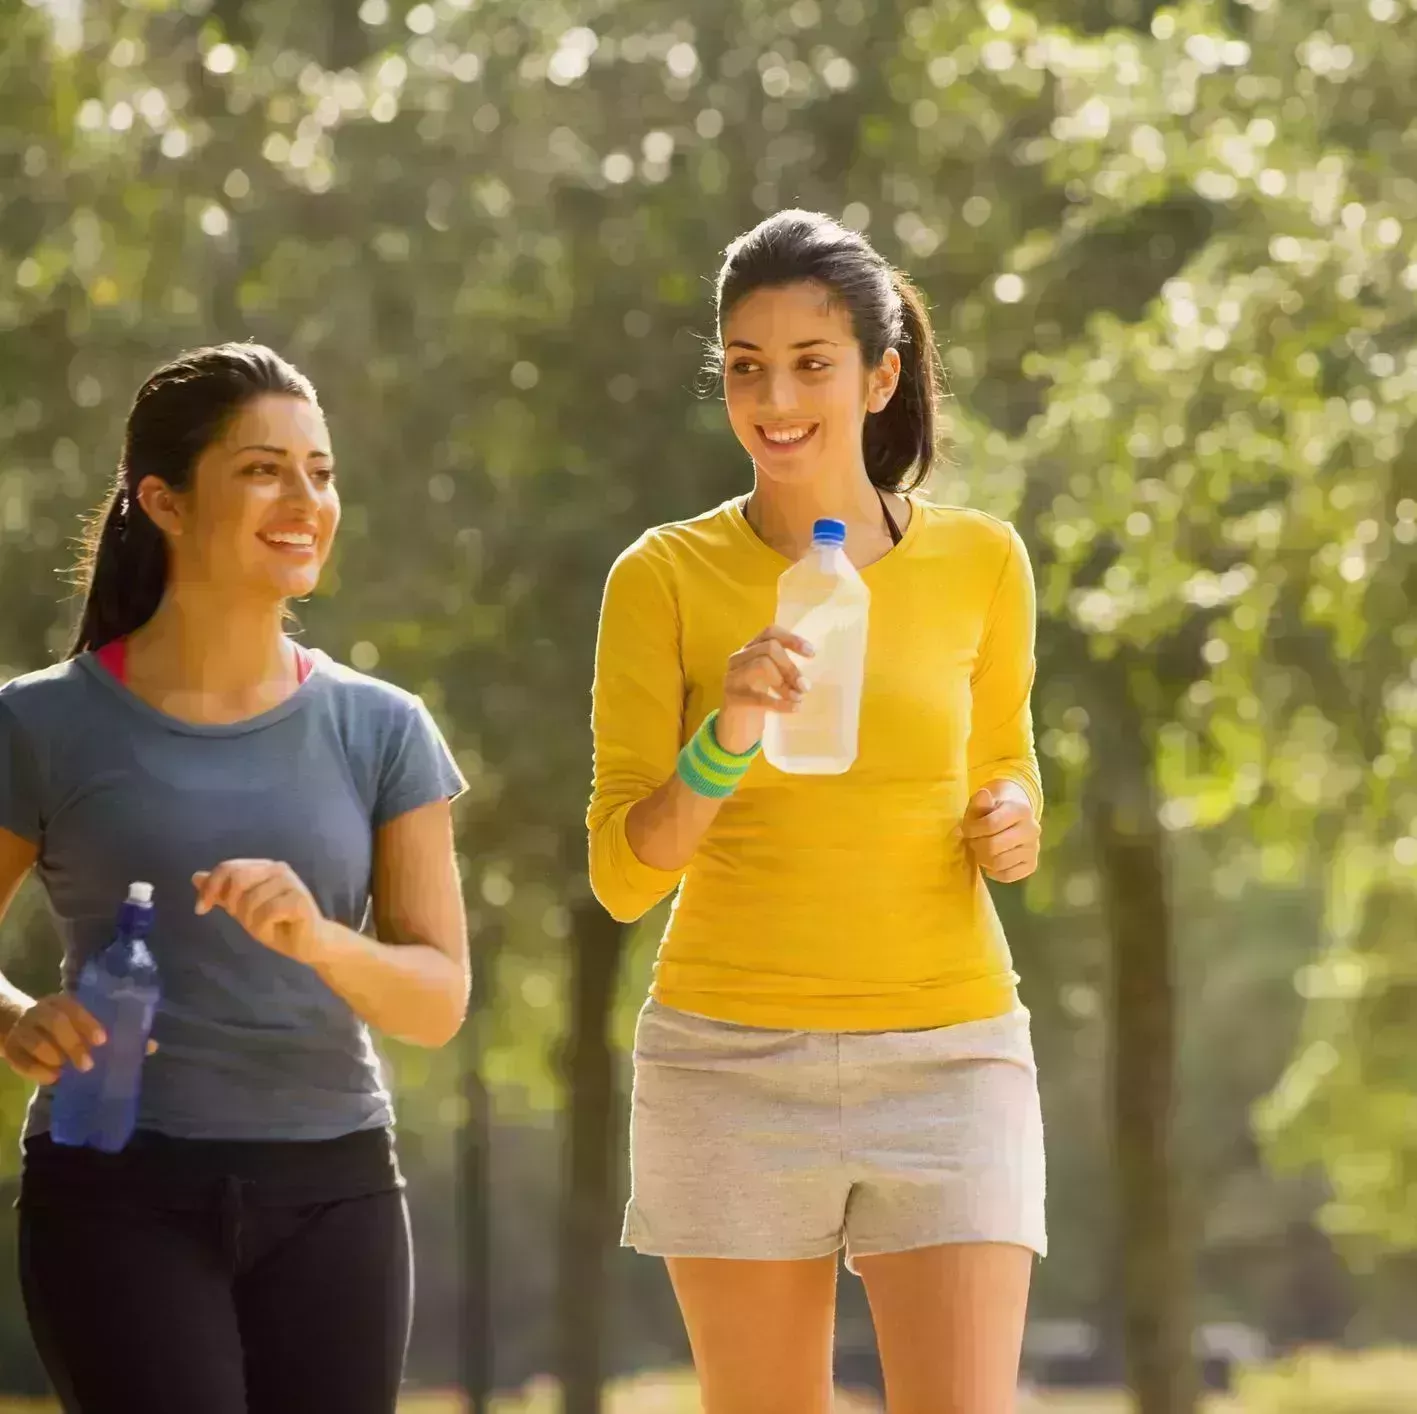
[713,209,946,492]
[67,343,319,657]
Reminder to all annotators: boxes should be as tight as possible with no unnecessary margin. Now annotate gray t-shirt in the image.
[0,649,466,1141]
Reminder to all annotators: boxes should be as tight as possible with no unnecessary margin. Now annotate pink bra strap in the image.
[95,638,313,686]
[95,637,128,683]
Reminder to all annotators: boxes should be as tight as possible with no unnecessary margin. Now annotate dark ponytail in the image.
[67,343,318,657]
[68,479,171,658]
[713,209,945,492]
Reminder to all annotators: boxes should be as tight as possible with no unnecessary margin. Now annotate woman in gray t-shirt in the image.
[0,343,469,1414]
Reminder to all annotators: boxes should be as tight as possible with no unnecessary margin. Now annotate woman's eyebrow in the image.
[725,339,840,351]
[234,444,334,459]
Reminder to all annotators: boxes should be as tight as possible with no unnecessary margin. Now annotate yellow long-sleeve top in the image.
[587,495,1043,1033]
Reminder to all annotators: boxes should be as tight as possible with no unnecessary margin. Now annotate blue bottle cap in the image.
[812,518,847,546]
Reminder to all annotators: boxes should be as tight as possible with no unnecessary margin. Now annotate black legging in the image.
[16,1128,412,1414]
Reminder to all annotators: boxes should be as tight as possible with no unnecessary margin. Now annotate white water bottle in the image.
[763,518,870,775]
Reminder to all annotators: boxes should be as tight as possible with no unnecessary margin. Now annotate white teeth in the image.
[263,533,315,546]
[763,426,812,444]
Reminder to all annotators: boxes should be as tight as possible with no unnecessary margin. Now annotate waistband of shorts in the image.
[17,1125,403,1211]
[643,991,1029,1036]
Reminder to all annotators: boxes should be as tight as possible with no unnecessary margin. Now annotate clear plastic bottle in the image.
[763,518,870,775]
[51,881,160,1153]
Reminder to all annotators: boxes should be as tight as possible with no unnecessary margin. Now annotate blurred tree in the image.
[1004,2,1417,1405]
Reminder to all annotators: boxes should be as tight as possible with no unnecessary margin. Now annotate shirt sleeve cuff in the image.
[590,804,686,923]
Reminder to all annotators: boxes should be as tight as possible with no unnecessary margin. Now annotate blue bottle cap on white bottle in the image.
[812,518,847,546]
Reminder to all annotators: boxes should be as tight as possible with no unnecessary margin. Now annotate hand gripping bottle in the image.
[51,881,160,1153]
[762,518,870,775]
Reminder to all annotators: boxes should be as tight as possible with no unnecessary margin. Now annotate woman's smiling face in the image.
[137,394,340,603]
[720,280,900,487]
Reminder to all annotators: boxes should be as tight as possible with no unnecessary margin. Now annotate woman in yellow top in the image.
[588,210,1045,1414]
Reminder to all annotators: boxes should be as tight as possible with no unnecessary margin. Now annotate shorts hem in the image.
[623,1237,847,1263]
[845,1231,1047,1272]
[622,1208,844,1263]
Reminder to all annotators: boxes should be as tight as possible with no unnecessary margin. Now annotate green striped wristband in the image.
[676,710,761,800]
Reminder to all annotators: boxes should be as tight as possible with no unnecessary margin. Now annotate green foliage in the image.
[998,0,1417,1255]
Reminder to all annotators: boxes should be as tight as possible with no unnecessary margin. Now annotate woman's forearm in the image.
[623,703,764,874]
[623,772,729,874]
[310,919,468,1048]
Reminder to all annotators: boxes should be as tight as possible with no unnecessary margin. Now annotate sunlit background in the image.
[1,0,1415,1409]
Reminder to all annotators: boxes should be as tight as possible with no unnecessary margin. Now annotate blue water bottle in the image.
[51,881,160,1153]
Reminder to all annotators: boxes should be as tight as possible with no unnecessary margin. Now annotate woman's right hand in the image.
[717,626,815,754]
[0,994,108,1085]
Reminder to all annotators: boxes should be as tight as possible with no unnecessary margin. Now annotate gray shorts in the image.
[623,998,1047,1270]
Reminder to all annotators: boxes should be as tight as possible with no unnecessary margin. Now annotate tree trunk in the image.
[457,922,500,1411]
[556,900,627,1414]
[1091,686,1197,1414]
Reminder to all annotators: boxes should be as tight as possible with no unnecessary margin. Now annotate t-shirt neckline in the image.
[78,639,325,738]
[723,493,925,578]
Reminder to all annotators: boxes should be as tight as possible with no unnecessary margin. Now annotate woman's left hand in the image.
[960,786,1041,883]
[193,859,324,965]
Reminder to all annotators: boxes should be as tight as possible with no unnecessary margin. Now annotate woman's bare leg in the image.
[855,1242,1033,1414]
[665,1254,839,1414]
